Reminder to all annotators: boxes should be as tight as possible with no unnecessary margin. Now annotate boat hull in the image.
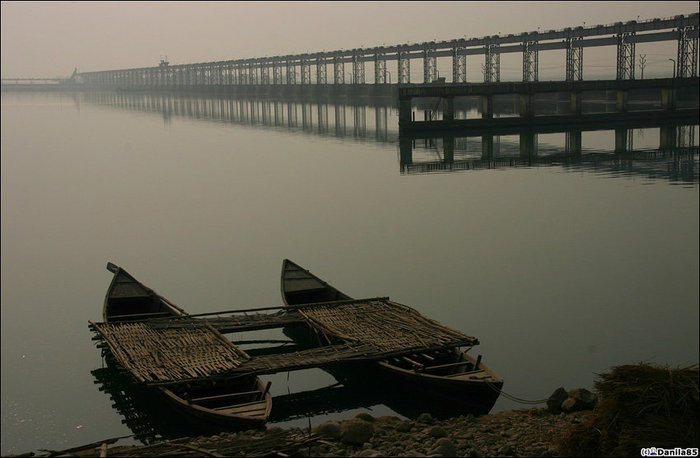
[280,259,503,415]
[102,262,272,429]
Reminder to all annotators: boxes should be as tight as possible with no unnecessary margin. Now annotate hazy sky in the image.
[1,1,698,78]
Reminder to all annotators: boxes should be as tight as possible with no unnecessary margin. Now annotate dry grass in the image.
[557,363,699,457]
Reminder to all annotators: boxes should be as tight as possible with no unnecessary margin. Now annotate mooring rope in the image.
[486,381,549,405]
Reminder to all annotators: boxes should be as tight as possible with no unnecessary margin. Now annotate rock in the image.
[561,388,598,412]
[265,426,284,434]
[498,444,515,456]
[354,449,383,457]
[396,421,413,432]
[355,412,375,422]
[560,397,577,412]
[340,419,374,445]
[430,437,458,457]
[427,426,448,438]
[417,412,434,424]
[568,387,598,410]
[546,387,569,413]
[314,421,342,440]
[404,450,427,457]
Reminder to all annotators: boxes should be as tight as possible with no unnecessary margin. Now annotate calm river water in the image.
[1,90,698,455]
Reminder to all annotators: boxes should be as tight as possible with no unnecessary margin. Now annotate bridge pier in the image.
[616,90,628,112]
[519,94,533,117]
[481,95,493,119]
[519,132,537,158]
[660,126,677,150]
[482,135,494,159]
[615,128,629,153]
[566,130,582,155]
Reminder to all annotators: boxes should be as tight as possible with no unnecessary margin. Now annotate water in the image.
[1,90,698,455]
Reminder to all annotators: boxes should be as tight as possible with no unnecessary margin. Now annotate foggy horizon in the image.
[1,1,698,79]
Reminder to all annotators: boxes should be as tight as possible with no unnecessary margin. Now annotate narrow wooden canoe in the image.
[280,259,503,414]
[103,262,272,428]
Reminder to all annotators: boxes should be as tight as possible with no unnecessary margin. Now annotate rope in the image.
[486,381,549,405]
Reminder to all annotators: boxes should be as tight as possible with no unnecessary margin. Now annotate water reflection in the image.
[77,91,698,184]
[91,358,226,444]
[80,91,397,143]
[401,128,698,183]
[93,335,493,441]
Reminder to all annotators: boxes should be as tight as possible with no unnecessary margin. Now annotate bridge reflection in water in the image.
[79,91,698,184]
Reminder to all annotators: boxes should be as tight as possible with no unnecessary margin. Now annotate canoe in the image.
[103,262,272,428]
[280,259,503,414]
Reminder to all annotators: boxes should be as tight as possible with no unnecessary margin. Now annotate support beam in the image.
[398,50,411,84]
[523,41,539,82]
[677,26,699,77]
[616,32,636,79]
[452,47,466,83]
[423,47,437,83]
[566,37,584,81]
[484,43,500,82]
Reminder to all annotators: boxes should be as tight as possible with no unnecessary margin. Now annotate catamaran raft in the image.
[89,261,503,426]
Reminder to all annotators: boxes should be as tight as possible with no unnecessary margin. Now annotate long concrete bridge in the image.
[76,13,698,91]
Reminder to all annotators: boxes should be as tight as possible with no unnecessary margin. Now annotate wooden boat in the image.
[103,262,272,428]
[280,259,503,414]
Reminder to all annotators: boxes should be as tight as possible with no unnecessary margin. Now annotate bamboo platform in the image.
[90,297,479,386]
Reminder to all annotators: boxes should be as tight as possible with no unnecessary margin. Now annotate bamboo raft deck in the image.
[89,297,480,386]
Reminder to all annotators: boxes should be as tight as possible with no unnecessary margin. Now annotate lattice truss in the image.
[677,26,698,78]
[566,37,583,81]
[398,50,411,84]
[617,33,636,80]
[453,47,466,83]
[375,54,387,84]
[334,57,344,84]
[484,44,501,82]
[316,58,327,84]
[352,54,365,84]
[523,41,539,82]
[423,47,437,83]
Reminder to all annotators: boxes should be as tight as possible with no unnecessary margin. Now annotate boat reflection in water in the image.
[92,351,497,444]
[91,359,229,444]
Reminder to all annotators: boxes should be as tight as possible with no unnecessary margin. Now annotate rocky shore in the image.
[17,363,696,457]
[28,406,593,457]
[305,407,594,457]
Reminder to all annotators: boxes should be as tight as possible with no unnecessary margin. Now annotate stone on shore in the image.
[314,420,342,440]
[340,419,374,445]
[546,387,569,413]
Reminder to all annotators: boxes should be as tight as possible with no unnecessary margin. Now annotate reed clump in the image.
[557,363,699,457]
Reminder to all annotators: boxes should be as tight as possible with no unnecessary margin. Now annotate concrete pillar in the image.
[519,132,536,158]
[481,95,493,118]
[567,130,582,155]
[659,126,677,150]
[570,92,582,115]
[661,88,675,110]
[444,136,454,163]
[519,93,533,117]
[442,97,454,122]
[616,90,628,112]
[399,98,412,126]
[399,135,413,165]
[482,134,494,159]
[615,128,628,153]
